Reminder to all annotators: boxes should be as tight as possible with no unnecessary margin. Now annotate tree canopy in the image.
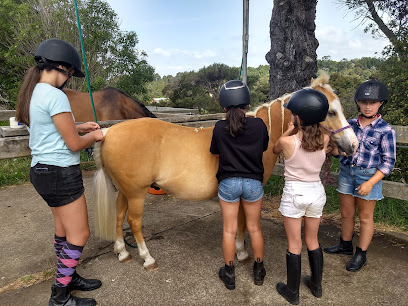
[337,0,407,55]
[0,0,154,107]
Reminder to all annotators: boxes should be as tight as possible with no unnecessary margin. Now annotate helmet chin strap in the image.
[37,58,72,90]
[360,113,380,119]
[57,76,71,90]
[53,67,72,90]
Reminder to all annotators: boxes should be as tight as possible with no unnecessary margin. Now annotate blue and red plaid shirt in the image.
[339,115,396,176]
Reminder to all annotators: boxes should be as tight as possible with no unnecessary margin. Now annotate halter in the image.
[319,124,352,139]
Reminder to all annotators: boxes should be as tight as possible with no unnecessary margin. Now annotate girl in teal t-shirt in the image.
[16,39,104,306]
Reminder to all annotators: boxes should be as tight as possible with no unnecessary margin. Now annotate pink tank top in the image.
[284,135,326,182]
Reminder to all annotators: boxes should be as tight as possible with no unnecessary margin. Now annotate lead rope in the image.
[322,154,333,187]
[319,124,353,187]
[73,0,98,123]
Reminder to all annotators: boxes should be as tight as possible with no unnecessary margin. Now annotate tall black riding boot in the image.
[324,236,353,255]
[253,257,266,286]
[346,246,367,271]
[304,244,323,298]
[219,261,235,290]
[49,285,96,306]
[276,251,301,305]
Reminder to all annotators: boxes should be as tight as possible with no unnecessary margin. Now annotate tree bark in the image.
[265,0,319,99]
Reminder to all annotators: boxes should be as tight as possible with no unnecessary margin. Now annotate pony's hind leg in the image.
[127,195,158,271]
[236,202,249,262]
[113,191,132,262]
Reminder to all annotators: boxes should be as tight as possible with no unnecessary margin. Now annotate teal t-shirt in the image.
[29,83,80,167]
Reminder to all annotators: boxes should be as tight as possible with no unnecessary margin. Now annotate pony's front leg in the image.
[236,202,249,261]
[113,191,132,262]
[127,196,158,271]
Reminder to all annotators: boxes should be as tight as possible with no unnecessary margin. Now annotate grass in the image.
[0,151,95,187]
[0,157,31,187]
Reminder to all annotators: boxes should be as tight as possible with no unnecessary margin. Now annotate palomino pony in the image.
[93,74,358,270]
[64,87,156,122]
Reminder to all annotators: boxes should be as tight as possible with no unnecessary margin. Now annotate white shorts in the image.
[279,181,326,218]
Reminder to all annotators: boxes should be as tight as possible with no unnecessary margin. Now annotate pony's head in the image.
[310,73,358,155]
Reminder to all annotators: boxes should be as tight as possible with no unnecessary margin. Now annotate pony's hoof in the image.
[145,262,159,271]
[119,253,132,263]
[237,251,249,262]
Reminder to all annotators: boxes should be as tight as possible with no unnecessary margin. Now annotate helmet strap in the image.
[360,113,380,119]
[226,104,248,110]
[37,57,72,90]
[57,78,70,90]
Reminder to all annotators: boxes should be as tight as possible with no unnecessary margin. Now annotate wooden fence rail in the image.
[1,112,407,200]
[0,114,224,159]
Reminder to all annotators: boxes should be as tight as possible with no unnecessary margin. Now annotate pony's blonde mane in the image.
[247,72,333,135]
[310,72,334,93]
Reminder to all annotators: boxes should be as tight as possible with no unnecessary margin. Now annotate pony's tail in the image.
[93,128,116,241]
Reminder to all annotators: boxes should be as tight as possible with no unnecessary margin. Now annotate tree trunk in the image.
[265,0,319,99]
[364,0,399,46]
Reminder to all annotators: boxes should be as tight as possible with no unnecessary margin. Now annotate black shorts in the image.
[30,163,84,207]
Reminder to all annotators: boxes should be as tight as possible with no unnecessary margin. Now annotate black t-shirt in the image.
[210,117,269,183]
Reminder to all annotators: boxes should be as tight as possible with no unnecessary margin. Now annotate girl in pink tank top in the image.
[272,89,330,304]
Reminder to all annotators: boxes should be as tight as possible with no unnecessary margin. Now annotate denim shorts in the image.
[30,163,84,207]
[337,163,383,201]
[218,177,264,203]
[279,181,326,218]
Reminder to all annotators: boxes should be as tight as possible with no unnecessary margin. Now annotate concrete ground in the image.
[0,172,407,306]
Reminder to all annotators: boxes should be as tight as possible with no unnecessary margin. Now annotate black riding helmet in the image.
[219,80,250,108]
[354,79,388,103]
[284,88,329,125]
[35,38,85,77]
[354,79,388,113]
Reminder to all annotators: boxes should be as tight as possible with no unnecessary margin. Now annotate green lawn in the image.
[0,151,95,187]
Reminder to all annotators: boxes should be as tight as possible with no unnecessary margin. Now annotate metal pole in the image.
[242,0,249,84]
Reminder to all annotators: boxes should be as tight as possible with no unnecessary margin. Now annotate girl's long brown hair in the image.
[301,124,324,152]
[225,105,247,137]
[15,66,42,127]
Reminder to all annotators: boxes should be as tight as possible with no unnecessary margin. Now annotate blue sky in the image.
[105,0,389,77]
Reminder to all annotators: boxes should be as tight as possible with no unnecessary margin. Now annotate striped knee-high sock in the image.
[53,235,67,258]
[55,242,83,287]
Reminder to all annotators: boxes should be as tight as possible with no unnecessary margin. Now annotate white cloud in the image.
[192,50,216,59]
[316,26,388,60]
[153,48,171,57]
[316,26,347,44]
[348,39,363,49]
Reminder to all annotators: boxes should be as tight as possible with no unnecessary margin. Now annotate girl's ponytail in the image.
[301,124,324,152]
[16,66,42,126]
[225,105,247,137]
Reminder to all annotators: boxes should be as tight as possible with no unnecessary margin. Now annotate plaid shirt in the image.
[339,115,396,176]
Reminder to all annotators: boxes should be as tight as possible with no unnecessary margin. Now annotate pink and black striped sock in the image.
[54,242,83,287]
[53,235,67,258]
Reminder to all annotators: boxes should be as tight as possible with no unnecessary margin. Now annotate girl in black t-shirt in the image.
[210,80,269,290]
